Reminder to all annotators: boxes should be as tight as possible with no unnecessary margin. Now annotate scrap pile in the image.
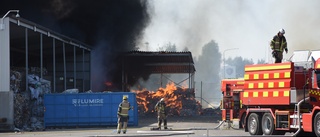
[11,67,50,131]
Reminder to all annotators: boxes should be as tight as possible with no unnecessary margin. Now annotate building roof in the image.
[123,51,196,74]
[8,16,91,52]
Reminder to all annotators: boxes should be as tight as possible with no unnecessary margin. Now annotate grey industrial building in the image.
[0,13,91,129]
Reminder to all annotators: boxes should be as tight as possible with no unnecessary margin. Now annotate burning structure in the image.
[118,51,196,91]
[120,51,202,116]
[133,82,203,116]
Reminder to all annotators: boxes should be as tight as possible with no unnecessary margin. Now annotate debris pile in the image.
[11,68,50,131]
[133,82,203,116]
[13,92,30,129]
[10,70,24,93]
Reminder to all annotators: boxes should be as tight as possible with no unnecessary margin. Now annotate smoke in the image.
[3,0,320,93]
[142,0,320,62]
[141,0,320,107]
[1,0,151,91]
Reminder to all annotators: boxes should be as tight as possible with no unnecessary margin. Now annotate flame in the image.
[132,82,188,116]
[105,81,112,86]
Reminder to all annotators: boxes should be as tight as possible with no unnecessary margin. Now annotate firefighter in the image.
[270,28,288,63]
[117,96,132,134]
[155,98,168,130]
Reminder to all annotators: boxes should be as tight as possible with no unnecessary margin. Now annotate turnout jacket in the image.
[118,100,131,117]
[270,34,287,52]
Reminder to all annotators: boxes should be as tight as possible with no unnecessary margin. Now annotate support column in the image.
[0,17,10,92]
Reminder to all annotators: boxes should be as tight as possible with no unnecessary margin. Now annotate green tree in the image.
[225,57,254,78]
[196,40,221,81]
[194,40,221,108]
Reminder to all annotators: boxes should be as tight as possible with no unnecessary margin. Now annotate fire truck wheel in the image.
[247,113,263,135]
[313,111,320,137]
[262,113,275,135]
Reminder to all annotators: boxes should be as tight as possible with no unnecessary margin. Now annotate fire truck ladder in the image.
[226,110,230,121]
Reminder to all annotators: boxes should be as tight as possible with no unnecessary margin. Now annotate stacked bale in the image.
[10,68,50,131]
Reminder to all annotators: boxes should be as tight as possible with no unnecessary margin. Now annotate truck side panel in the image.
[241,88,290,105]
[242,62,293,106]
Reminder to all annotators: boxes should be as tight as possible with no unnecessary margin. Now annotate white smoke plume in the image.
[141,0,320,107]
[142,0,320,62]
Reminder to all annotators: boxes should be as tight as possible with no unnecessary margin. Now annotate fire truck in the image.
[220,50,320,136]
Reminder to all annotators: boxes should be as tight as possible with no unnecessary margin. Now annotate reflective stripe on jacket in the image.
[270,35,287,52]
[118,100,130,116]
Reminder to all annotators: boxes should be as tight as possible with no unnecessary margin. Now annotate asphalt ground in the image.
[0,116,295,137]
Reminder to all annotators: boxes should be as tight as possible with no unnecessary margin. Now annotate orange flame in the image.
[132,82,188,115]
[105,81,112,86]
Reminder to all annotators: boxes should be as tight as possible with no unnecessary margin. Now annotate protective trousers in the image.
[273,51,283,63]
[117,116,128,134]
[157,113,167,129]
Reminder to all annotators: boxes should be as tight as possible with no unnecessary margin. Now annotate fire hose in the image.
[221,120,241,130]
[188,120,240,130]
[213,120,227,130]
[149,120,241,131]
[187,120,225,130]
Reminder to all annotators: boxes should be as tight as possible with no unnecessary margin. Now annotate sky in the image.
[140,0,320,63]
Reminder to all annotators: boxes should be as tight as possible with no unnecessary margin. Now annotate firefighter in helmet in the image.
[155,98,168,130]
[117,96,132,134]
[270,28,288,63]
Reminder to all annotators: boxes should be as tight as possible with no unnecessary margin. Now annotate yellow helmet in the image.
[123,96,128,100]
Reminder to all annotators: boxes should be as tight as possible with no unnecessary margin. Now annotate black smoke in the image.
[1,0,151,91]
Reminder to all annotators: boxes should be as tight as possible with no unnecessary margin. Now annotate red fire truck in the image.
[220,51,320,136]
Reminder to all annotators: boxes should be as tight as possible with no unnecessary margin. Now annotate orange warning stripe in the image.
[237,81,245,85]
[242,90,290,98]
[245,62,292,72]
[244,79,291,89]
[244,70,291,80]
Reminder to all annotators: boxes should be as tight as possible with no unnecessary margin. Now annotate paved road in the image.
[0,116,294,137]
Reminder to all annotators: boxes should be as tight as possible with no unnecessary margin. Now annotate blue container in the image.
[44,92,138,127]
